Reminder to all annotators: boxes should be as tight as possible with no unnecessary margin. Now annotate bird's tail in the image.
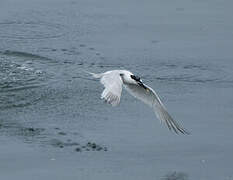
[83,70,103,78]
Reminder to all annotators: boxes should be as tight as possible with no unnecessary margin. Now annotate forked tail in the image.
[83,70,103,78]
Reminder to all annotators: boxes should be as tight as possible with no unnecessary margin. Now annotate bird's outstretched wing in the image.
[96,71,123,106]
[125,83,189,134]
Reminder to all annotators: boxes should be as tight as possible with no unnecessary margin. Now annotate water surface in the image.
[1,0,233,179]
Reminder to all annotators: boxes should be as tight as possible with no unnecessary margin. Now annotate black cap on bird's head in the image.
[130,75,148,90]
[130,75,141,82]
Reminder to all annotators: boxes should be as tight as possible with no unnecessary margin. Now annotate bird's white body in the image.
[88,70,188,134]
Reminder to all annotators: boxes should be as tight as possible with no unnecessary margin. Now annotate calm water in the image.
[1,0,233,179]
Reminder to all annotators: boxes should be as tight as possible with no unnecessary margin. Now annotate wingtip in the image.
[183,129,191,135]
[170,127,191,135]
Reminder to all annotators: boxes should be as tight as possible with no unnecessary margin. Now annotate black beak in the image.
[138,81,147,90]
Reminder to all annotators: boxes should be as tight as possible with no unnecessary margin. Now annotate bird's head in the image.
[120,71,148,90]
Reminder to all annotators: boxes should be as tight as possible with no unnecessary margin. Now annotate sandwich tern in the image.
[88,70,189,134]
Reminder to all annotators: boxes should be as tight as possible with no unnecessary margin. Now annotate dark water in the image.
[1,0,233,179]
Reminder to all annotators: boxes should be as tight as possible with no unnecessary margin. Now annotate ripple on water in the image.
[161,171,189,180]
[0,20,65,40]
[0,121,46,144]
[0,55,47,110]
[0,50,54,61]
[141,62,233,86]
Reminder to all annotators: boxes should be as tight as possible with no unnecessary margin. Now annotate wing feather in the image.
[125,83,189,134]
[99,72,123,106]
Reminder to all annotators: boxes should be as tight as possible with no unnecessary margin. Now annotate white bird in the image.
[88,70,189,134]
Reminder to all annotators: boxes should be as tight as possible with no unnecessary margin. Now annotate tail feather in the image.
[84,70,103,78]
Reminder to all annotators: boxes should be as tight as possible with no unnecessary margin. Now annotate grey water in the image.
[0,0,233,179]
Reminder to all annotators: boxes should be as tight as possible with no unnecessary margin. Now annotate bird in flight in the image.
[88,70,189,134]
